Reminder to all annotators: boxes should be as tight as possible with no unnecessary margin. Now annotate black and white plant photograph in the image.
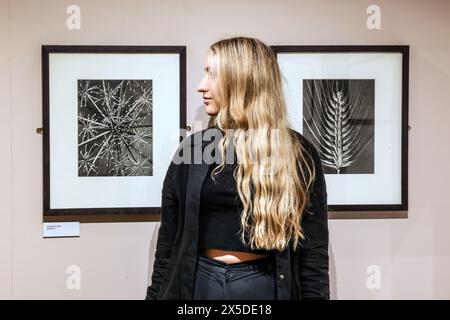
[303,79,375,175]
[77,79,153,177]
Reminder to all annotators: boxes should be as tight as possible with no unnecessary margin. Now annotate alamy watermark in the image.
[366,5,381,30]
[66,5,81,30]
[366,264,381,290]
[170,125,282,176]
[66,265,81,290]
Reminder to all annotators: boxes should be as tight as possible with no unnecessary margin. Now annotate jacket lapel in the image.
[180,129,220,298]
[184,127,221,236]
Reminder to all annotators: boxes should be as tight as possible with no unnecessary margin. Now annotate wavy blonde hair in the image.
[207,37,316,252]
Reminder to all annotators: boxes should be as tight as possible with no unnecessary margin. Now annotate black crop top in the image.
[198,161,273,255]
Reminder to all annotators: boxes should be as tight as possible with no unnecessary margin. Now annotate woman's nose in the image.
[197,75,208,93]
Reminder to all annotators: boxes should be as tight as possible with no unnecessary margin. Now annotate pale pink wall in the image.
[0,0,449,299]
[0,0,13,298]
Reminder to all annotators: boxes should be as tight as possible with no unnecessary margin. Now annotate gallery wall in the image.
[0,0,13,298]
[1,0,449,299]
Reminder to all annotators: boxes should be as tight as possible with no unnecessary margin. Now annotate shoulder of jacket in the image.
[288,128,309,149]
[168,127,221,167]
[180,127,222,147]
[288,128,322,166]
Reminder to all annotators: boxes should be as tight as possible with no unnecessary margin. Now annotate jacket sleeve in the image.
[145,161,179,300]
[298,141,330,299]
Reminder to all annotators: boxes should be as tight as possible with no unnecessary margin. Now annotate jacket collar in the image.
[191,126,222,147]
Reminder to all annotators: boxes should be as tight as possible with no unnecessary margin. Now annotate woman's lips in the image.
[203,98,211,105]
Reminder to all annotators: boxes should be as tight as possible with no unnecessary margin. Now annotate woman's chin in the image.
[205,105,218,116]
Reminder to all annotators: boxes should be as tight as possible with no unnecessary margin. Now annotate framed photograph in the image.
[42,45,186,222]
[272,45,409,218]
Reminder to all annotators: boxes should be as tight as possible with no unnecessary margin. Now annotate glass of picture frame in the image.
[272,45,409,218]
[42,45,186,222]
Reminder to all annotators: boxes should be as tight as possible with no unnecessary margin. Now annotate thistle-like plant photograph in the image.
[303,79,375,175]
[77,79,153,177]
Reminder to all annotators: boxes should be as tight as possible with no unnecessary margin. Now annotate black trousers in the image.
[192,254,277,300]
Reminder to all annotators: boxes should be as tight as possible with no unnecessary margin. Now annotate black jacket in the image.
[145,127,329,300]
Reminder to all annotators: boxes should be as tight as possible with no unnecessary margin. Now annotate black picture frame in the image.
[271,45,409,219]
[42,45,186,223]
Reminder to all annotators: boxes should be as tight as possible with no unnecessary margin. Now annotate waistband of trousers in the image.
[197,254,274,272]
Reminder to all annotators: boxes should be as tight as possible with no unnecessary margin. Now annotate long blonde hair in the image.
[207,37,316,252]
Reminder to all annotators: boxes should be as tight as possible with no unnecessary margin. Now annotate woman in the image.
[146,36,329,300]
